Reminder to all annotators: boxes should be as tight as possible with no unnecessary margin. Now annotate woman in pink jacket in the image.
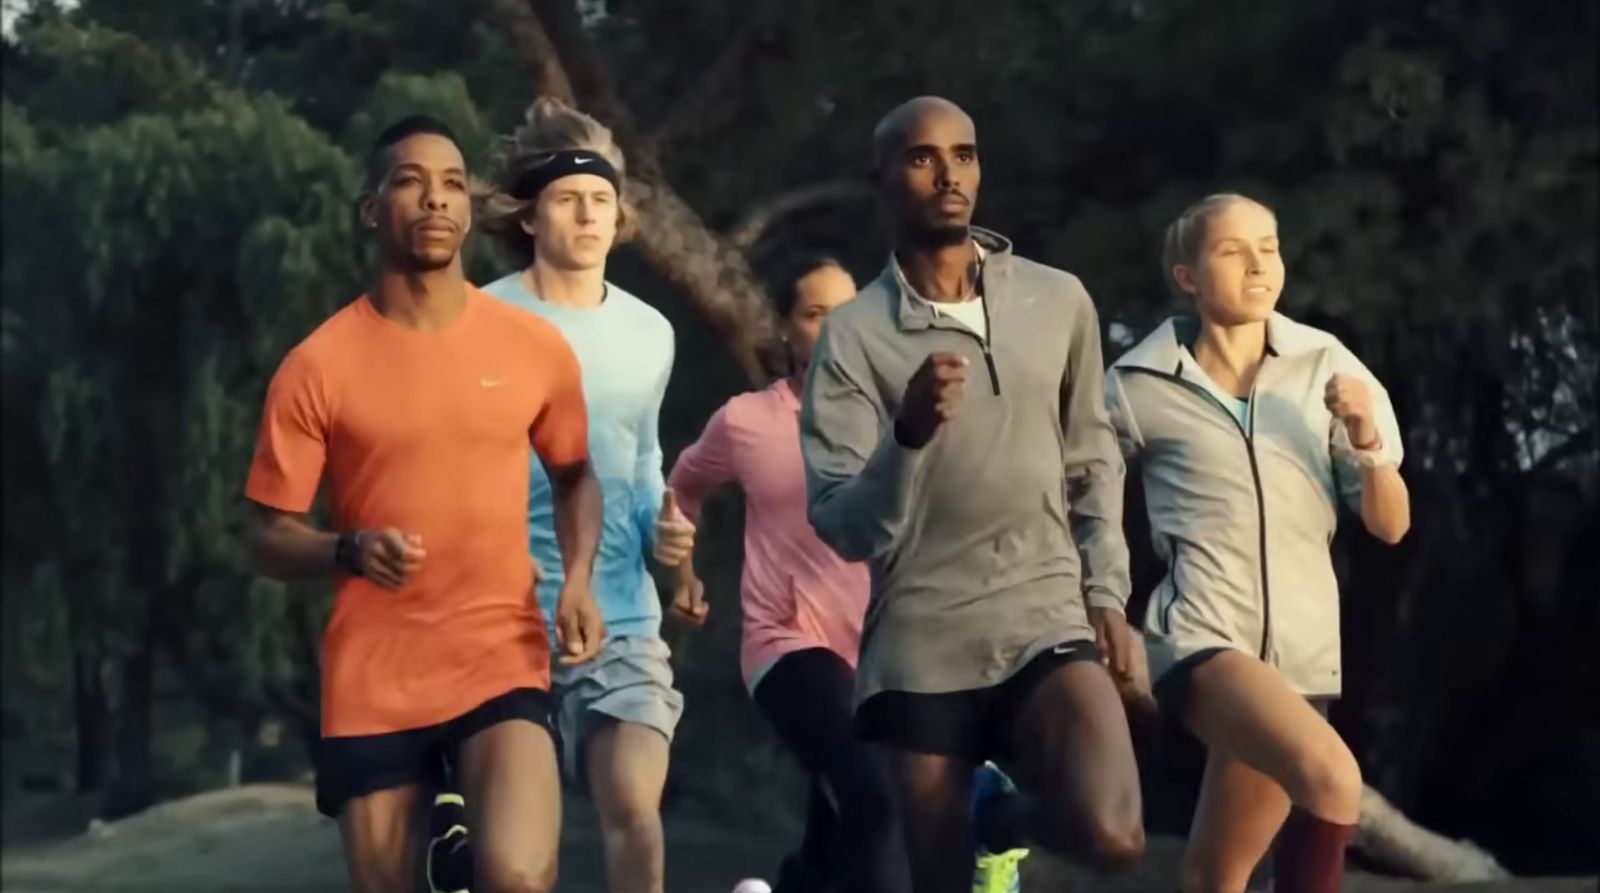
[669,253,908,893]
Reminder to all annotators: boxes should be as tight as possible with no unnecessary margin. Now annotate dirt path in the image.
[2,785,1593,892]
[0,784,787,893]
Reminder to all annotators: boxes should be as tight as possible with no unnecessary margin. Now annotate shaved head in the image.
[871,96,981,245]
[872,96,974,172]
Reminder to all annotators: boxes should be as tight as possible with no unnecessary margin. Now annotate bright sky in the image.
[3,0,79,39]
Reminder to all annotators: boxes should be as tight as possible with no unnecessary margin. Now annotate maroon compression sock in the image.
[1273,808,1355,893]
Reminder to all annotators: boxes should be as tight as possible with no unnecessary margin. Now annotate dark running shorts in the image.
[314,686,553,818]
[1153,647,1332,730]
[854,640,1101,762]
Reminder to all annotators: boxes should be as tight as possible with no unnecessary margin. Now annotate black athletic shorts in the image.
[854,640,1101,762]
[315,686,553,818]
[1153,646,1332,730]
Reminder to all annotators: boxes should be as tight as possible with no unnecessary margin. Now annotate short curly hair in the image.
[476,97,639,266]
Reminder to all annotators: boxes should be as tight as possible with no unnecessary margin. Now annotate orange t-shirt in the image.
[245,288,588,738]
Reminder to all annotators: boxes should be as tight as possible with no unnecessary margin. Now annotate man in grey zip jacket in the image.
[799,96,1144,890]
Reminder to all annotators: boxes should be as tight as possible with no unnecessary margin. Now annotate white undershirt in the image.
[930,296,988,341]
[907,241,989,341]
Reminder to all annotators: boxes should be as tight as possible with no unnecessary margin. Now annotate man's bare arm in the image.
[244,501,423,590]
[245,502,339,580]
[545,458,602,584]
[544,458,605,662]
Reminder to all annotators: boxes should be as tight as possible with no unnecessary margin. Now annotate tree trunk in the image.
[72,653,109,794]
[1355,784,1509,880]
[629,178,778,381]
[514,0,778,385]
[728,180,875,250]
[102,632,155,818]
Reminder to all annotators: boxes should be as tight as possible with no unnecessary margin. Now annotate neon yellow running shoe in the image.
[973,846,1028,893]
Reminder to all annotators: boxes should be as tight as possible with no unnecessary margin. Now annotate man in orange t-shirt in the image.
[244,115,604,892]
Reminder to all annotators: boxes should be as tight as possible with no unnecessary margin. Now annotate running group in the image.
[243,93,1410,893]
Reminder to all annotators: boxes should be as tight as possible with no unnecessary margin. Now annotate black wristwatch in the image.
[335,530,367,577]
[893,416,924,450]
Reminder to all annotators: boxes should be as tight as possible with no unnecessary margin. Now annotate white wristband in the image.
[1354,447,1391,469]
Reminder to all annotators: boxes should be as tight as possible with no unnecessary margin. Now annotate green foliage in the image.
[1,16,221,133]
[2,21,360,795]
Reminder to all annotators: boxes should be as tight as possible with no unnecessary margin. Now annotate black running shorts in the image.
[315,686,553,818]
[854,640,1101,761]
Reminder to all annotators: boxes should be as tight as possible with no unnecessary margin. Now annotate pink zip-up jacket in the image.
[668,378,870,688]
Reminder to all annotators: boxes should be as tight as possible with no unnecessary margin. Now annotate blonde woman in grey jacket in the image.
[1106,194,1410,893]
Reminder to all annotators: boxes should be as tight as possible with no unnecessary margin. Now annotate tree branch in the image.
[1355,784,1509,880]
[1528,425,1596,473]
[646,3,775,154]
[524,0,643,158]
[728,179,875,250]
[628,178,778,383]
[507,0,780,385]
[493,0,574,103]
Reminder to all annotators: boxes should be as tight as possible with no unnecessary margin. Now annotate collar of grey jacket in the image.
[881,226,1011,332]
[1113,311,1332,376]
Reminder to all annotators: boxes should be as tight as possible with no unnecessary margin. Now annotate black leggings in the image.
[753,648,910,893]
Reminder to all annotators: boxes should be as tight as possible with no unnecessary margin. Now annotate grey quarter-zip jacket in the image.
[1106,313,1404,697]
[799,227,1131,705]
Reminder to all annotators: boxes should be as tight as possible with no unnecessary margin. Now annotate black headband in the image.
[510,150,621,200]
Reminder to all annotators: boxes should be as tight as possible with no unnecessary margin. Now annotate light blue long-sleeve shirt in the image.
[482,273,674,640]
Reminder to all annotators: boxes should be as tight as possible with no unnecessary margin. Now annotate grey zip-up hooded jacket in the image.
[1106,313,1403,697]
[800,228,1130,704]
